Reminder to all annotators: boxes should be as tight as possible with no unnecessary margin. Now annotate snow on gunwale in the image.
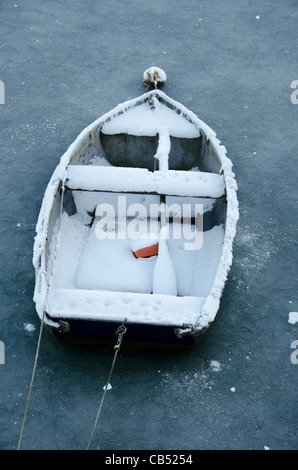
[33,88,239,335]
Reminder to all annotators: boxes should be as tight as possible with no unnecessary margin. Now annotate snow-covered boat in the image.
[33,69,239,351]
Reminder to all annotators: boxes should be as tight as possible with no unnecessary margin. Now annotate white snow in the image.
[152,226,177,296]
[153,124,171,171]
[101,101,201,138]
[288,312,298,325]
[89,154,111,166]
[210,360,221,372]
[46,288,206,327]
[143,66,167,88]
[33,89,239,332]
[24,323,36,333]
[66,165,226,198]
[129,233,159,253]
[51,208,224,298]
[103,383,112,391]
[45,207,224,326]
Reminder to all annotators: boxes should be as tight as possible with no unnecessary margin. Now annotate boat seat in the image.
[46,288,206,327]
[65,165,225,198]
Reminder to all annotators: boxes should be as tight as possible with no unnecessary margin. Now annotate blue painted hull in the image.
[47,316,205,352]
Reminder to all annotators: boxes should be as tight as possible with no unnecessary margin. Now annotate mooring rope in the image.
[17,310,46,450]
[86,320,127,450]
[18,183,65,450]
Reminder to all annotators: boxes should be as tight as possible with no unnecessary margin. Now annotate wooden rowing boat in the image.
[33,68,239,351]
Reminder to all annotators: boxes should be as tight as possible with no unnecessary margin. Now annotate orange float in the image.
[132,242,159,258]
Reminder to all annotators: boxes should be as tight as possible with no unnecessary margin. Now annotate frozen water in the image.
[0,0,297,451]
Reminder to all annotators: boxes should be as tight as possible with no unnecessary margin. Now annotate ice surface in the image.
[1,0,297,452]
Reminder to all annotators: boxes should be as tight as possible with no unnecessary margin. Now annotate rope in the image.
[86,320,127,450]
[17,310,46,450]
[18,181,65,449]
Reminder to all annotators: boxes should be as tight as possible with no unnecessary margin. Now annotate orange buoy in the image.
[132,242,159,259]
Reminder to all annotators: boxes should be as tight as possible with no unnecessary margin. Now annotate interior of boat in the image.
[45,95,227,327]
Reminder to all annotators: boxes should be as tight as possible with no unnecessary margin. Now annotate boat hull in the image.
[46,316,206,352]
[33,88,239,353]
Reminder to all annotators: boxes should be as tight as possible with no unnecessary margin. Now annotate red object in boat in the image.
[132,242,159,259]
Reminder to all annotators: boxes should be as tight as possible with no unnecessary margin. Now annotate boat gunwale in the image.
[33,89,239,338]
